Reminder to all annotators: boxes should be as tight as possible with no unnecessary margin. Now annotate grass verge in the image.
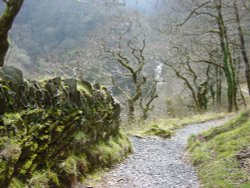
[127,112,228,138]
[77,131,132,187]
[187,110,250,188]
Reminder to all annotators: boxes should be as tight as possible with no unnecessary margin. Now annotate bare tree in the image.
[163,55,212,112]
[103,37,147,120]
[139,79,159,120]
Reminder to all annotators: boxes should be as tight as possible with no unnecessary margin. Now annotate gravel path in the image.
[82,118,230,188]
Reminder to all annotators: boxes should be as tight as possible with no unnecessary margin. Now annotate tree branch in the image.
[177,1,211,27]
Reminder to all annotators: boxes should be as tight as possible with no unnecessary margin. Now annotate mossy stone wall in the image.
[0,66,131,187]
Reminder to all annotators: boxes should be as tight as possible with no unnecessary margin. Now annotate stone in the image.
[0,67,126,187]
[93,83,101,90]
[1,66,24,85]
[64,78,77,93]
[79,79,93,95]
[52,77,61,87]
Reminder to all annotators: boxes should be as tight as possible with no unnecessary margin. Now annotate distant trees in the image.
[0,0,24,67]
[157,0,250,112]
[4,0,249,116]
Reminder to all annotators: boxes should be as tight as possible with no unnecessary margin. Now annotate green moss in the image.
[9,178,24,188]
[61,156,79,176]
[144,124,172,138]
[187,110,250,187]
[0,74,128,187]
[53,132,132,186]
[80,132,132,186]
[2,113,21,125]
[242,182,250,188]
[77,155,89,175]
[88,132,132,167]
[47,171,60,187]
[29,172,50,188]
[27,170,61,187]
[77,81,92,95]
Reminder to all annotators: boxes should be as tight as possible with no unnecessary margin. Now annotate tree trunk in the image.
[128,100,135,121]
[0,0,24,66]
[197,82,208,111]
[234,0,250,96]
[0,34,9,67]
[216,0,236,112]
[142,110,148,120]
[216,67,222,108]
[235,53,247,108]
[239,84,247,108]
[224,32,238,112]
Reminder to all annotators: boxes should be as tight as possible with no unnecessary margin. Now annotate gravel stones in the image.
[94,118,229,188]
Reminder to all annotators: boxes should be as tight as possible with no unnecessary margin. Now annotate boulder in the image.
[1,66,24,85]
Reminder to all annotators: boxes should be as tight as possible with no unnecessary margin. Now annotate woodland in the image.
[0,0,249,187]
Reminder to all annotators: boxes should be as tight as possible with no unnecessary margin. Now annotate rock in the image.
[42,78,62,106]
[79,79,93,95]
[1,66,24,85]
[52,77,61,87]
[64,78,77,93]
[28,81,45,105]
[17,82,29,107]
[93,83,101,90]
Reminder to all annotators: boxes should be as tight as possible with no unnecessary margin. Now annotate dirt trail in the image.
[80,118,230,188]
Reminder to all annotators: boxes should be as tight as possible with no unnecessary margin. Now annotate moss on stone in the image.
[144,124,172,138]
[0,68,128,187]
[9,178,24,188]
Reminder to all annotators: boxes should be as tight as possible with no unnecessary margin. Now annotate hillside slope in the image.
[188,110,250,188]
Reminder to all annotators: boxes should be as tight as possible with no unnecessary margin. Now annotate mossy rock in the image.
[144,124,172,138]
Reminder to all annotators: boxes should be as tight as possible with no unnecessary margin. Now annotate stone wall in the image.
[0,67,131,187]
